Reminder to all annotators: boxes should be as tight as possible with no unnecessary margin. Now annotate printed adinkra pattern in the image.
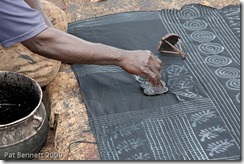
[70,4,240,160]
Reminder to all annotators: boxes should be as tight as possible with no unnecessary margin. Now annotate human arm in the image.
[21,27,162,86]
[0,0,162,86]
[22,1,162,85]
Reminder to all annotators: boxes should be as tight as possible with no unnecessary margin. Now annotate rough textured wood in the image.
[38,0,240,160]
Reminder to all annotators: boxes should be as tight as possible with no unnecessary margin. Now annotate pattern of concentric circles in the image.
[214,67,240,79]
[178,6,200,19]
[215,67,240,78]
[204,55,232,67]
[183,19,208,31]
[190,31,216,43]
[198,42,225,54]
[225,79,240,90]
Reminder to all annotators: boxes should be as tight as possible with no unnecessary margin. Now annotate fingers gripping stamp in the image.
[135,33,186,96]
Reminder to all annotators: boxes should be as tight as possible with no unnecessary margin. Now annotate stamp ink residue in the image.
[0,80,40,124]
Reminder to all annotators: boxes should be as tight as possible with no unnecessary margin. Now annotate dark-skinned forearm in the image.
[22,27,125,66]
[22,27,163,85]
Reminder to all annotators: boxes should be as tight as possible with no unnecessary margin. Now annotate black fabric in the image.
[69,4,240,160]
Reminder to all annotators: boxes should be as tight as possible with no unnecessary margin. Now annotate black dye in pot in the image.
[0,79,40,125]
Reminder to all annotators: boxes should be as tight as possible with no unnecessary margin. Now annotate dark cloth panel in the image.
[69,4,240,160]
[68,12,166,54]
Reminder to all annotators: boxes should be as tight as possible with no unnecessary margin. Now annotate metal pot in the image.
[0,71,48,160]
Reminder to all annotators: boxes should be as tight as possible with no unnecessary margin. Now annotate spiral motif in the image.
[190,31,216,43]
[215,67,240,78]
[183,19,208,31]
[204,55,232,67]
[178,6,200,19]
[225,79,240,90]
[198,42,224,54]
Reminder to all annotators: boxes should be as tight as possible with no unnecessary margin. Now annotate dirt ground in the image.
[49,0,239,22]
[37,0,240,160]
